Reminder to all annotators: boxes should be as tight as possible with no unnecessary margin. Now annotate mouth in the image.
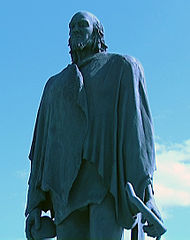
[70,33,82,38]
[70,35,84,45]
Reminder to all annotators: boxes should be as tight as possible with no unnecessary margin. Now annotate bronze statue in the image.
[25,11,165,240]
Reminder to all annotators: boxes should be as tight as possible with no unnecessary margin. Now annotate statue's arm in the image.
[25,184,44,239]
[25,207,41,240]
[143,184,164,235]
[126,182,166,239]
[144,183,162,219]
[25,93,52,239]
[25,183,54,239]
[137,61,164,237]
[122,56,164,237]
[25,78,57,239]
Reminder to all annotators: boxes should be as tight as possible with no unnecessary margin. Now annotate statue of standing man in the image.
[25,11,164,240]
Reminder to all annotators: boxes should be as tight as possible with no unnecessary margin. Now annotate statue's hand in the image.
[126,182,166,238]
[141,184,164,239]
[142,197,163,239]
[25,208,41,240]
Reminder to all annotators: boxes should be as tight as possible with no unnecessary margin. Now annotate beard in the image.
[69,34,95,52]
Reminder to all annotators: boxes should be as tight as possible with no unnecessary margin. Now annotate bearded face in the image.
[69,12,94,52]
[69,33,94,52]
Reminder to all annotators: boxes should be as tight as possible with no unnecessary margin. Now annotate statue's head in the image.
[68,11,108,63]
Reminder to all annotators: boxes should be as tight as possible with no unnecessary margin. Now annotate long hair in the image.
[69,13,108,64]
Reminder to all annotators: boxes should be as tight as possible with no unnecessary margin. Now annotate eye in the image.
[79,20,89,28]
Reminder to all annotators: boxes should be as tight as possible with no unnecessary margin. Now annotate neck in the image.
[75,48,96,65]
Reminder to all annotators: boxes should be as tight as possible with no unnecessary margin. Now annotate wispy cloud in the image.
[154,139,190,207]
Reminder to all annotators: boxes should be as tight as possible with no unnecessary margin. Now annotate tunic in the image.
[25,52,156,230]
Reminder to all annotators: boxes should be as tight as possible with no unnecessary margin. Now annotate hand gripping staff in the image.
[126,182,167,239]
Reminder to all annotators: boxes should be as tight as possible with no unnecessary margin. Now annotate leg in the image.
[89,193,123,240]
[56,207,89,240]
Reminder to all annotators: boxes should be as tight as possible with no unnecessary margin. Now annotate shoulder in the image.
[43,65,71,91]
[124,55,144,75]
[107,53,146,88]
[110,53,143,70]
[105,53,143,75]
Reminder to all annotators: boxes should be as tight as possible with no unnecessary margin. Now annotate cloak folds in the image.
[26,53,156,230]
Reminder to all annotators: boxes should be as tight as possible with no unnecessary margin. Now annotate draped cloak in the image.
[25,53,156,230]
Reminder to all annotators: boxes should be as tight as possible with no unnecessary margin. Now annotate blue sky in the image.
[1,0,190,239]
